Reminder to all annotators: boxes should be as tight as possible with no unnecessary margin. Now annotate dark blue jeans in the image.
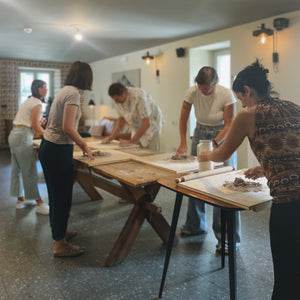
[270,201,300,300]
[39,139,74,241]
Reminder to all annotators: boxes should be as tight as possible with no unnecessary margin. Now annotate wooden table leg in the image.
[105,204,146,267]
[145,210,172,243]
[158,192,183,299]
[227,210,237,300]
[74,169,103,201]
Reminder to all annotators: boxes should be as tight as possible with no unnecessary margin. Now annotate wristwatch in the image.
[212,139,219,148]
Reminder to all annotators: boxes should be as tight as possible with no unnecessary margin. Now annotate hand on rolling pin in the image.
[197,150,212,162]
[119,139,135,147]
[244,166,265,180]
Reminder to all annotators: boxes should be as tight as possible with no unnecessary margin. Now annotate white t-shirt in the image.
[13,96,42,128]
[44,85,81,144]
[184,85,236,126]
[114,87,164,147]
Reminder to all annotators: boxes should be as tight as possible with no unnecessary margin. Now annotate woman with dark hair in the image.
[39,61,94,257]
[198,60,300,299]
[9,79,49,215]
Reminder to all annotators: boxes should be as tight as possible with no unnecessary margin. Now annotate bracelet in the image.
[212,139,219,148]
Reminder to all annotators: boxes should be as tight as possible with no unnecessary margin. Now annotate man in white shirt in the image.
[175,66,240,253]
[105,83,164,151]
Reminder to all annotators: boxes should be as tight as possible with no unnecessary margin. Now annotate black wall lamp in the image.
[252,23,273,44]
[252,18,289,70]
[88,99,95,107]
[142,51,154,64]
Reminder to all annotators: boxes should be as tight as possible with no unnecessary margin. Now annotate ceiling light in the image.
[24,26,32,34]
[252,23,273,44]
[142,51,154,64]
[74,28,83,41]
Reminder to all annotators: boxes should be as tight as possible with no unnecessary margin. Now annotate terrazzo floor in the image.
[0,149,274,300]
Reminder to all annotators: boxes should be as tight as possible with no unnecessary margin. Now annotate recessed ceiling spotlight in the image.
[24,26,32,34]
[70,24,84,41]
[74,28,83,41]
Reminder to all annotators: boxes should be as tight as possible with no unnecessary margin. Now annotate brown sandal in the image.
[54,243,85,257]
[65,230,78,241]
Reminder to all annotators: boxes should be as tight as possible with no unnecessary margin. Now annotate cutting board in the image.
[86,140,139,150]
[116,147,159,157]
[92,160,172,187]
[134,152,200,174]
[73,149,132,166]
[179,170,272,211]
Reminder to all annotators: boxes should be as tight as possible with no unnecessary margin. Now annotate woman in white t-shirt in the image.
[8,80,49,215]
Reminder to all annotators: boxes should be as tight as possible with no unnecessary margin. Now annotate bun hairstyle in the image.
[232,59,272,96]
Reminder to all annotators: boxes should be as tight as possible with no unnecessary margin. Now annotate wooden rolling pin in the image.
[175,166,235,183]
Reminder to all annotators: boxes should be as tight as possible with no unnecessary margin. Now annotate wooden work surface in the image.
[158,175,243,210]
[91,160,173,187]
[178,170,272,211]
[134,152,200,174]
[73,149,133,166]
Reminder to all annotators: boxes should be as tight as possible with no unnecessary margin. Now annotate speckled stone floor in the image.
[0,149,274,300]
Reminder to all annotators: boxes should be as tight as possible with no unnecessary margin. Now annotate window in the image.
[19,68,54,112]
[214,49,231,88]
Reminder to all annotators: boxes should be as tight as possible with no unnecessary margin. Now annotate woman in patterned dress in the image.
[198,60,300,300]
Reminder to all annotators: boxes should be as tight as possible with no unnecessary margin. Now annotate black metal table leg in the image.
[220,209,226,268]
[227,210,237,300]
[158,192,183,299]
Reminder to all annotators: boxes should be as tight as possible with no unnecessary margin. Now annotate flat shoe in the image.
[54,243,85,257]
[65,230,78,241]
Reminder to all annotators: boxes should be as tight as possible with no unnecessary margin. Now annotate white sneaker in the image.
[16,200,26,209]
[36,203,49,215]
[216,242,240,255]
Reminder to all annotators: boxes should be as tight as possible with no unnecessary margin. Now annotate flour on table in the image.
[223,177,263,192]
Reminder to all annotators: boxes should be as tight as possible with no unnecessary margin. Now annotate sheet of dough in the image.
[73,149,132,166]
[179,170,272,211]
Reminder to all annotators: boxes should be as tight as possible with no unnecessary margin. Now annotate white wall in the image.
[87,10,300,169]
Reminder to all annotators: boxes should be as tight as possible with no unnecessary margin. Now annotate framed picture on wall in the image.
[112,69,140,87]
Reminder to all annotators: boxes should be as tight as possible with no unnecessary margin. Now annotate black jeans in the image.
[39,139,74,241]
[270,201,300,300]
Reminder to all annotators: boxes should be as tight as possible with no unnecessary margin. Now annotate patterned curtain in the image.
[0,59,71,149]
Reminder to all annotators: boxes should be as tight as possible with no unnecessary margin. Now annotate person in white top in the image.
[175,66,240,253]
[104,83,164,151]
[8,80,49,215]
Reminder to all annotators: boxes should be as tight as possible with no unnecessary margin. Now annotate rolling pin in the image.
[175,166,235,183]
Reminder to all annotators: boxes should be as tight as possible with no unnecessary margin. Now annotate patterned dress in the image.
[249,97,300,203]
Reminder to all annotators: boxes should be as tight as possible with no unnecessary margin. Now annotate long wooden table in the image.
[74,158,175,267]
[156,174,271,300]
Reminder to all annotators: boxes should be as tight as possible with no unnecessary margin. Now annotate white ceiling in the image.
[1,0,299,63]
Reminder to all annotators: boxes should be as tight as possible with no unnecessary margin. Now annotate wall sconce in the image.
[252,18,289,72]
[88,99,95,107]
[252,23,273,44]
[142,51,154,64]
[88,99,96,123]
